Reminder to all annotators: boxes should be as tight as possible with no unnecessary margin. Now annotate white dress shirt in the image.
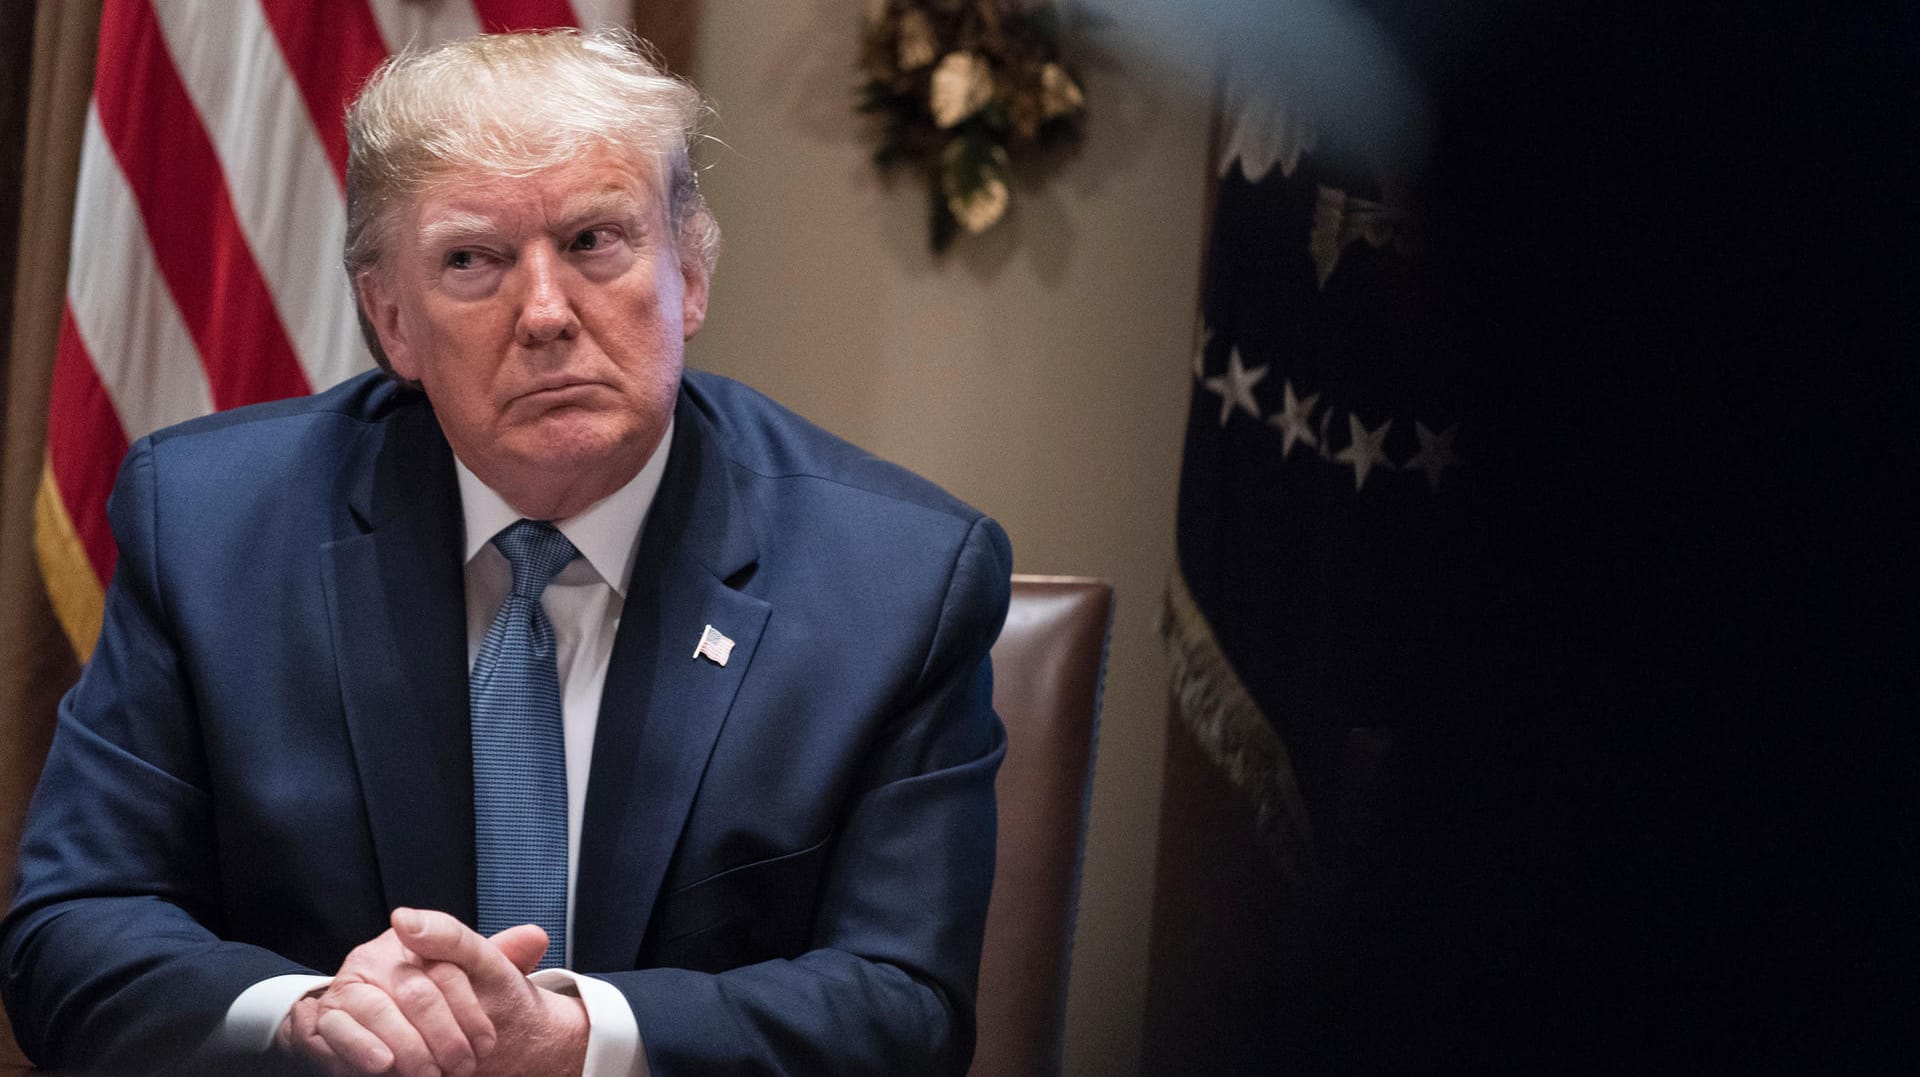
[220,422,673,1077]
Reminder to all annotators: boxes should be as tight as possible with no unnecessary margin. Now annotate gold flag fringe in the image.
[35,461,104,662]
[1159,569,1321,894]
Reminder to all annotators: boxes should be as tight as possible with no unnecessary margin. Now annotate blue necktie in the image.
[471,519,578,970]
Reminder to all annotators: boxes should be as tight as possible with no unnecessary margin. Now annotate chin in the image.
[515,415,652,472]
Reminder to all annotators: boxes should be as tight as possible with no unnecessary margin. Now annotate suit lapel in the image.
[320,400,478,924]
[573,392,770,972]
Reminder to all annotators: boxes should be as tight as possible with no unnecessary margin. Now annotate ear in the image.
[679,259,710,340]
[353,270,420,381]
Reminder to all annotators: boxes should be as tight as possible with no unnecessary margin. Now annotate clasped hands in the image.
[274,907,588,1077]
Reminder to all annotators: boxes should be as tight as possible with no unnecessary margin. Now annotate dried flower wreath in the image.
[857,0,1088,251]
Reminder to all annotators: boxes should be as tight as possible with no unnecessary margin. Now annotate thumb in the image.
[391,906,526,989]
[489,923,550,974]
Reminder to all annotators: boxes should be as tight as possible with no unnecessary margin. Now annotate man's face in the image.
[358,145,708,517]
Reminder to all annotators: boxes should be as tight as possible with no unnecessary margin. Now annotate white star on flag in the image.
[1266,379,1320,458]
[693,624,735,666]
[1335,413,1394,491]
[1201,346,1268,426]
[1403,421,1462,493]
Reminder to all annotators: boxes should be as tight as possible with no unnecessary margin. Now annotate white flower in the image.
[943,143,1012,235]
[930,51,994,128]
[1039,63,1083,119]
[949,174,1010,234]
[896,10,938,71]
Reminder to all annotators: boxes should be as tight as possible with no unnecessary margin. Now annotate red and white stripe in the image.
[41,0,631,656]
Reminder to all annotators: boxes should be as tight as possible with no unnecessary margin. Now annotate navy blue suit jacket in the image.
[1,370,1010,1074]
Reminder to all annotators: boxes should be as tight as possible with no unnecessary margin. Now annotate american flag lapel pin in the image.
[693,624,735,667]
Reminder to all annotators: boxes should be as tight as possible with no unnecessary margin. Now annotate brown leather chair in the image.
[972,575,1114,1077]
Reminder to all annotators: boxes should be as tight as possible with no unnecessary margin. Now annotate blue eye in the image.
[572,230,603,251]
[447,250,476,270]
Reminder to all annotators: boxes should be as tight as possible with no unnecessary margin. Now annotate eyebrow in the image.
[416,212,499,251]
[414,190,646,251]
[553,190,647,236]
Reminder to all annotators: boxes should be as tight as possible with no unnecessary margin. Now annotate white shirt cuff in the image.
[531,968,648,1077]
[218,973,334,1052]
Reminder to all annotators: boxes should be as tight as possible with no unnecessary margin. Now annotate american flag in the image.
[36,0,633,661]
[693,624,734,667]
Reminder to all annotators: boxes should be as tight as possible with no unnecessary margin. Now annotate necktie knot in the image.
[492,520,579,599]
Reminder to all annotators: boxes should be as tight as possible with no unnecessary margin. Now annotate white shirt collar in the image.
[453,418,673,598]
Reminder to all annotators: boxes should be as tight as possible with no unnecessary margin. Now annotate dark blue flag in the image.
[1163,75,1463,889]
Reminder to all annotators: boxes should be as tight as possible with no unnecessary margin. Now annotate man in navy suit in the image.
[1,30,1008,1077]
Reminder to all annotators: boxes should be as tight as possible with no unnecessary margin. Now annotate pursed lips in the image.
[512,380,611,411]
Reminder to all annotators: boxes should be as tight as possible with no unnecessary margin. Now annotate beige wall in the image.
[689,3,1209,1073]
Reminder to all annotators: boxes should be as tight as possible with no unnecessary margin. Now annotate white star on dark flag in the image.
[1201,347,1269,426]
[1266,379,1320,458]
[1335,413,1394,491]
[1403,421,1462,493]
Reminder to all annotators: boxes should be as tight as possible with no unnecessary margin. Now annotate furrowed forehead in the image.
[406,158,657,246]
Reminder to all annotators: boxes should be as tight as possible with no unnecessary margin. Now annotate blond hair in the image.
[344,29,719,371]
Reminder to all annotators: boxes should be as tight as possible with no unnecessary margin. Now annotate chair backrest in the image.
[972,575,1114,1077]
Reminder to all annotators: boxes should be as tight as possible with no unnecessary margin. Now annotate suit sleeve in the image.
[0,441,311,1072]
[605,515,1013,1077]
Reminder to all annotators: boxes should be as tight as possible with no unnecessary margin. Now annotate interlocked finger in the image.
[387,960,485,1076]
[279,996,351,1075]
[314,979,435,1076]
[425,958,498,1066]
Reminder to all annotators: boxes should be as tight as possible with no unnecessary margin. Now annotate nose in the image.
[514,245,581,346]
